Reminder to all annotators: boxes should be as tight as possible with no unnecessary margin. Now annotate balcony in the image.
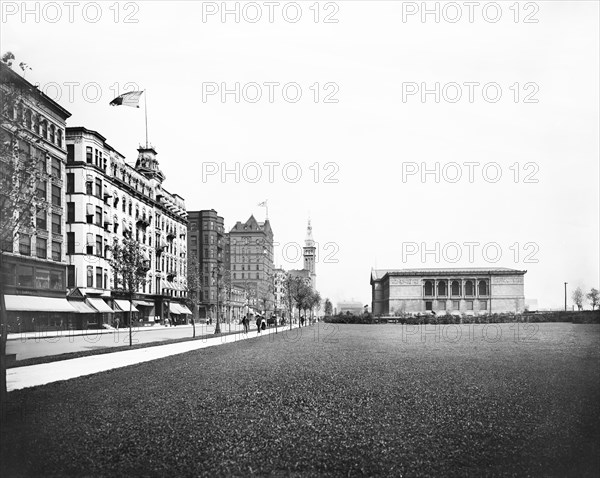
[136,217,150,229]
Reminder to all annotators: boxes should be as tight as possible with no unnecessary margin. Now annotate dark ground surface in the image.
[1,323,599,477]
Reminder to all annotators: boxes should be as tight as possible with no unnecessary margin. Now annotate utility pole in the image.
[564,282,568,311]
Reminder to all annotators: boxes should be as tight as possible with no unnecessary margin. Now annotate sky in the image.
[2,1,598,309]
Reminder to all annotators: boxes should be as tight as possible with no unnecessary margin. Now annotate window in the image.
[424,280,434,296]
[452,300,460,310]
[438,300,446,311]
[52,241,61,261]
[86,233,94,255]
[41,120,47,139]
[25,109,32,129]
[96,235,102,257]
[86,146,93,163]
[51,213,61,235]
[478,280,488,296]
[36,180,47,201]
[38,156,46,174]
[67,145,75,163]
[51,185,61,206]
[466,300,474,311]
[36,209,47,230]
[479,300,488,311]
[1,238,12,252]
[19,234,31,255]
[56,129,63,148]
[67,232,75,254]
[94,149,100,167]
[35,268,50,289]
[95,206,102,226]
[50,270,63,290]
[17,265,34,287]
[86,180,93,195]
[438,281,447,296]
[451,281,461,296]
[51,157,60,178]
[96,267,103,289]
[425,301,433,311]
[49,125,55,144]
[128,202,132,215]
[95,178,102,198]
[86,204,93,224]
[122,198,126,212]
[36,237,47,259]
[465,281,474,296]
[67,265,75,288]
[67,173,74,193]
[67,203,75,223]
[87,266,93,287]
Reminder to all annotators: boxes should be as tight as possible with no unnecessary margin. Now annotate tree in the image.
[324,298,333,316]
[572,287,584,311]
[587,288,599,311]
[108,236,149,346]
[0,54,45,402]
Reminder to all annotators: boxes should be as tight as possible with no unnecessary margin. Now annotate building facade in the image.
[228,215,274,311]
[187,209,225,319]
[370,268,527,316]
[65,127,190,326]
[1,62,73,329]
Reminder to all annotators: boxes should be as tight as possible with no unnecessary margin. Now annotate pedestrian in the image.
[256,314,262,334]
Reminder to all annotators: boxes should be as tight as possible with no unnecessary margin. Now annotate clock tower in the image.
[303,219,317,290]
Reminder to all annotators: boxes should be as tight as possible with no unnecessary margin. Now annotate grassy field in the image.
[1,323,599,477]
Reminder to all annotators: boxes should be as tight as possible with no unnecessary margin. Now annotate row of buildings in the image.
[0,62,318,332]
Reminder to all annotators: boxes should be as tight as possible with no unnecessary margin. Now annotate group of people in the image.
[239,313,268,334]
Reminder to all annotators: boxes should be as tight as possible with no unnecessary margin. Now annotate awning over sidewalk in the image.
[5,295,75,312]
[178,304,192,315]
[133,300,154,307]
[113,300,139,313]
[68,300,97,313]
[86,298,114,313]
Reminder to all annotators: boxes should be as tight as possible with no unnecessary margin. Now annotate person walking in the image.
[256,314,262,334]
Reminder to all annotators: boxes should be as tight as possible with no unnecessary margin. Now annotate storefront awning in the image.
[133,300,154,307]
[178,304,192,315]
[169,303,184,314]
[5,295,75,312]
[113,300,139,313]
[87,298,114,313]
[68,300,97,313]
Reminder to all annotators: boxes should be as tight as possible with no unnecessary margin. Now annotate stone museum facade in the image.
[370,268,527,316]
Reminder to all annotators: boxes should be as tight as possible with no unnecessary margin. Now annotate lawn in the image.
[1,323,599,477]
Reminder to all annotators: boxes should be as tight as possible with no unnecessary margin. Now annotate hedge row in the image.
[323,310,600,325]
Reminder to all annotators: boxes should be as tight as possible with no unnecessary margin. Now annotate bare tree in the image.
[587,288,599,311]
[572,287,584,311]
[108,237,149,346]
[185,252,202,337]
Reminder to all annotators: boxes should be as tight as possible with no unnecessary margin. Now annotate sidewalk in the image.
[7,323,304,392]
[7,322,243,341]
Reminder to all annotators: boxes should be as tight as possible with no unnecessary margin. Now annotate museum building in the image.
[370,268,527,316]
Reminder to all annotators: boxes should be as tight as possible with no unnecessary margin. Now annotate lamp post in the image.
[212,265,222,334]
[564,282,568,312]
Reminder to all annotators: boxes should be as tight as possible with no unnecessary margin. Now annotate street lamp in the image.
[564,282,568,312]
[211,265,222,334]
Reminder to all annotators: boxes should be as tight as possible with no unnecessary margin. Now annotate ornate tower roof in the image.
[135,145,165,184]
[305,219,315,248]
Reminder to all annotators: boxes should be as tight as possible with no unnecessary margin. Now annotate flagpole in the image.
[144,90,149,148]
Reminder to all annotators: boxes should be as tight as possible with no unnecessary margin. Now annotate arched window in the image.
[25,110,32,129]
[478,280,488,296]
[56,129,62,147]
[438,281,447,296]
[113,195,119,208]
[41,120,47,139]
[128,201,132,216]
[465,280,474,296]
[424,280,434,296]
[49,125,55,144]
[451,280,461,296]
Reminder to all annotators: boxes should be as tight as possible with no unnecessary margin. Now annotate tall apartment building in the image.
[65,127,190,326]
[228,215,274,311]
[1,62,73,329]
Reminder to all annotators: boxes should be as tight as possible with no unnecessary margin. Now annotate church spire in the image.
[305,219,315,248]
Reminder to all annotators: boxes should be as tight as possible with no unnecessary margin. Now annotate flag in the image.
[109,90,144,108]
[258,200,267,207]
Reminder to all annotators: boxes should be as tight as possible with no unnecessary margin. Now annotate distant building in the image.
[370,268,527,316]
[187,209,225,319]
[337,301,364,315]
[228,215,274,311]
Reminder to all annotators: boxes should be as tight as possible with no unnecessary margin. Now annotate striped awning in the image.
[178,304,192,315]
[113,300,139,313]
[68,300,97,313]
[133,300,154,307]
[87,298,114,313]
